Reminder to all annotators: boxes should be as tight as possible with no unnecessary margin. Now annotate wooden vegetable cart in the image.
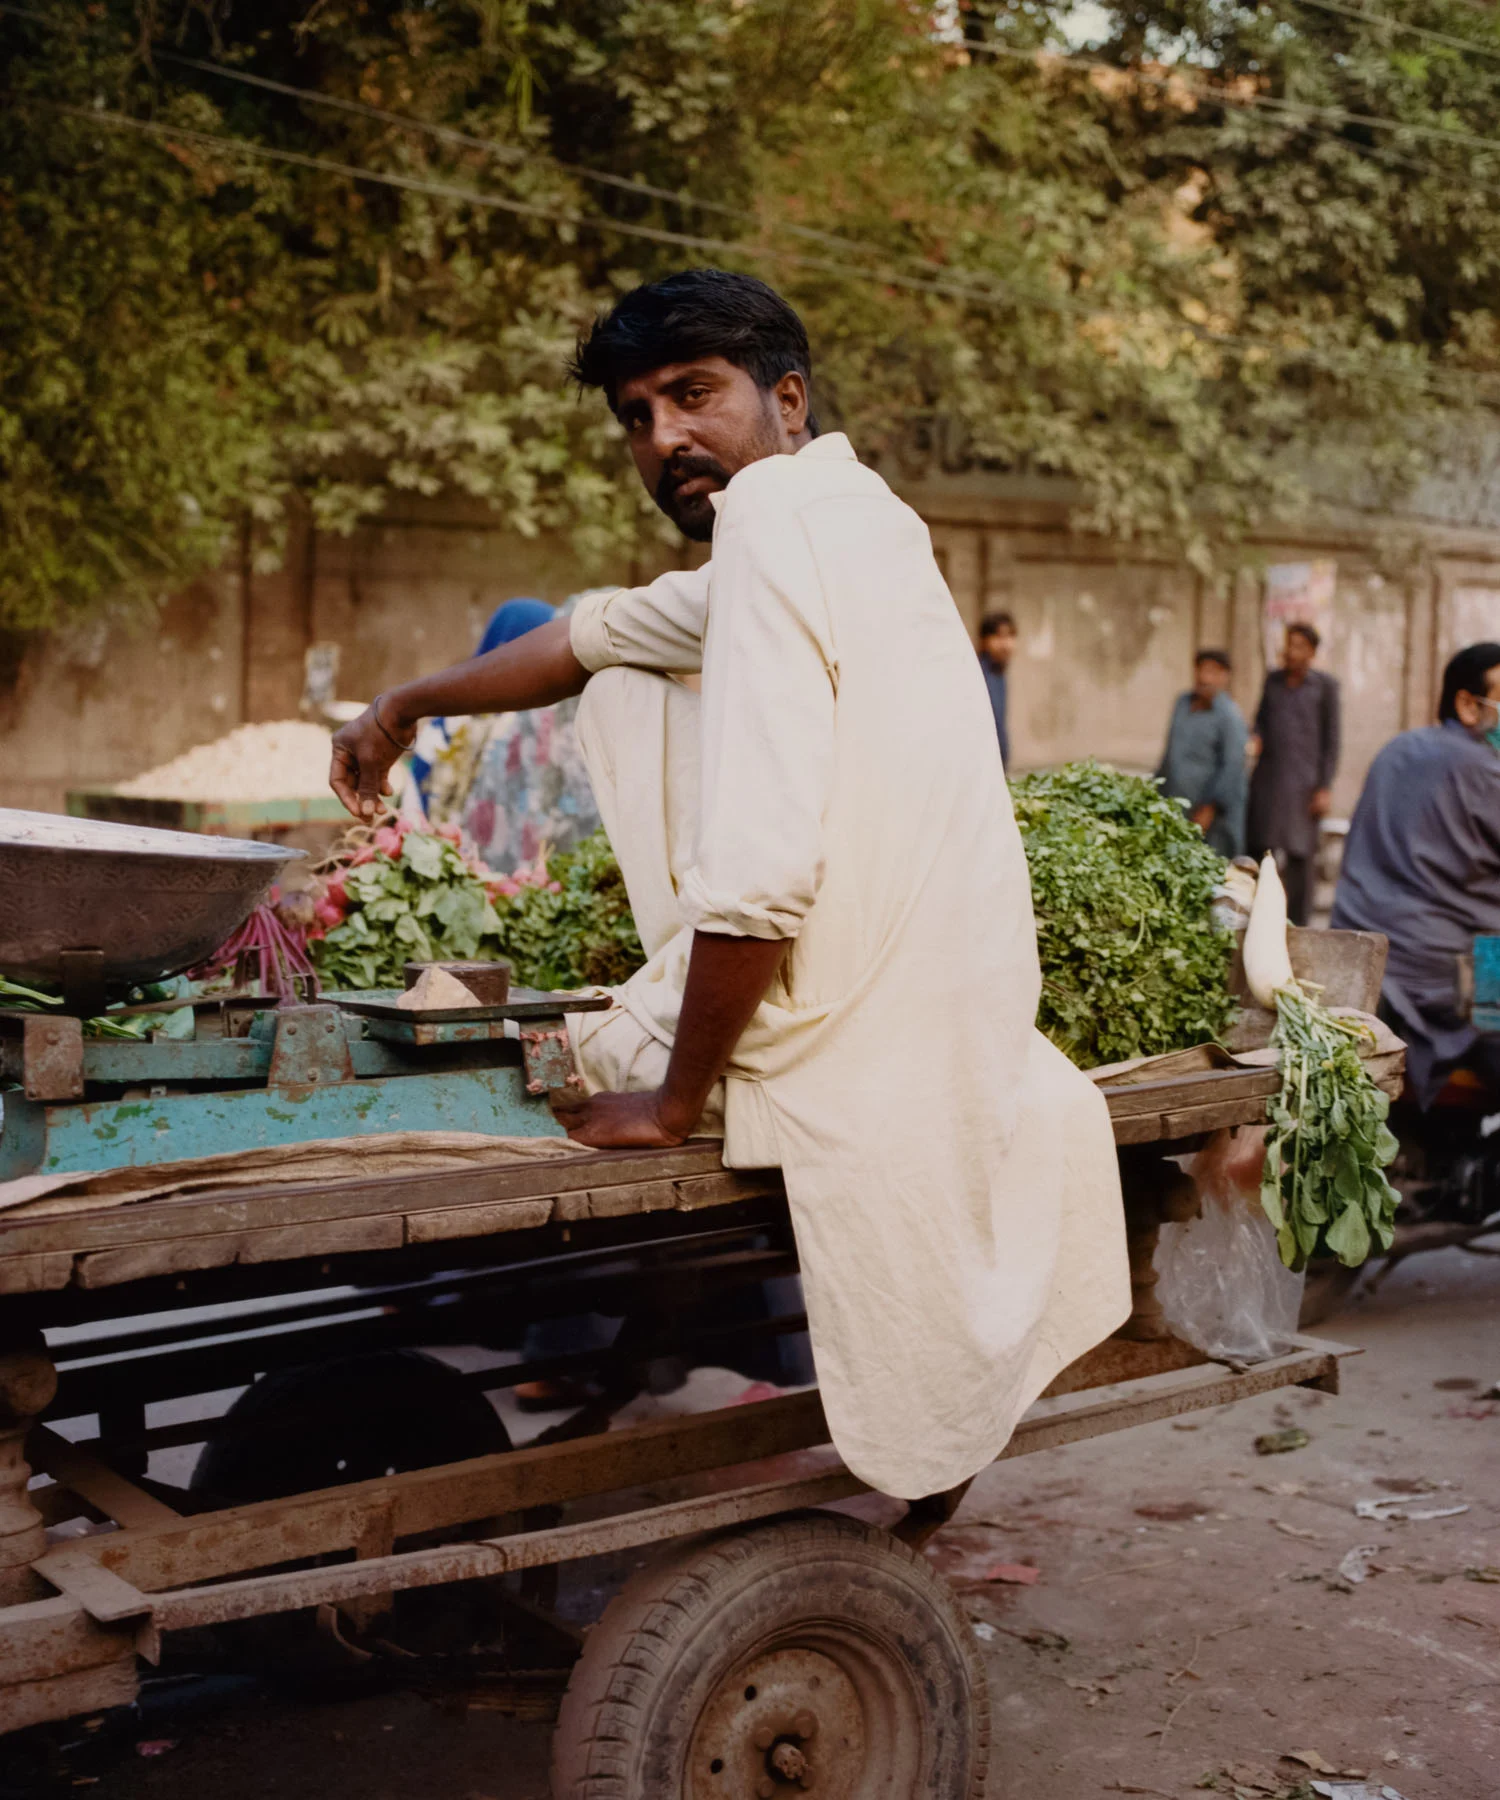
[0,816,1401,1796]
[0,1050,1399,1795]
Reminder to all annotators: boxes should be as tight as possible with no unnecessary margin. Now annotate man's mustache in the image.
[656,455,730,508]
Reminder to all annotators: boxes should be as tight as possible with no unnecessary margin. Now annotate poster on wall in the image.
[1263,560,1337,672]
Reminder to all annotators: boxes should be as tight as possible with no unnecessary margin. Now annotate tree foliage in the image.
[3,0,1499,628]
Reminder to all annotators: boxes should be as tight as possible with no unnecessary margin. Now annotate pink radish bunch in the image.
[193,889,319,1001]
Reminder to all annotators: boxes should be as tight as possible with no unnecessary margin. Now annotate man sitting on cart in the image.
[330,269,1129,1499]
[1332,640,1500,1106]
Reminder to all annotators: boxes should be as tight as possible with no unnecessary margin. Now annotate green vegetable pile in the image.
[490,831,646,991]
[0,976,195,1039]
[308,824,506,991]
[1260,985,1401,1270]
[307,823,645,994]
[1009,761,1236,1068]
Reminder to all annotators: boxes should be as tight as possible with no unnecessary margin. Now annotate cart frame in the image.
[0,1041,1404,1740]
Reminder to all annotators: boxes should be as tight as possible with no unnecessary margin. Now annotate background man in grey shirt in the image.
[1331,641,1500,1105]
[1248,621,1340,925]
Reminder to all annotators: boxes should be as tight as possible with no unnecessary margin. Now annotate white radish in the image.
[1243,852,1297,1008]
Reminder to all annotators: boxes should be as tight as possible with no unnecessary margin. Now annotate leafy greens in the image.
[489,830,645,992]
[1009,761,1236,1068]
[308,824,645,995]
[1260,984,1401,1270]
[308,825,507,991]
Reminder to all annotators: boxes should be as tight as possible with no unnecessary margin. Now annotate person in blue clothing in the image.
[977,610,1017,765]
[1331,641,1500,1107]
[406,597,555,814]
[405,596,603,872]
[1155,648,1250,858]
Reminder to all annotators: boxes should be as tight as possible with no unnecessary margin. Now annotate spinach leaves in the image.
[1260,986,1401,1270]
[1010,761,1236,1068]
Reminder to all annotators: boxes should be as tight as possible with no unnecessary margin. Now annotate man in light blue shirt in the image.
[1156,648,1250,859]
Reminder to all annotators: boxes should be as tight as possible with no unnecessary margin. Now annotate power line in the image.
[47,100,1493,408]
[48,103,1043,310]
[154,49,927,271]
[1293,0,1500,64]
[12,0,1500,298]
[11,4,1493,405]
[961,29,1500,228]
[78,16,1500,365]
[962,33,1500,157]
[962,32,1456,190]
[0,0,1015,299]
[148,5,1500,209]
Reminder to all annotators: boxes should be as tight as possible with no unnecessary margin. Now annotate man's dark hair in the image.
[979,611,1016,638]
[1286,620,1321,650]
[571,269,815,420]
[1438,641,1500,722]
[1195,647,1231,671]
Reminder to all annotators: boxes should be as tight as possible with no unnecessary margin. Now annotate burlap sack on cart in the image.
[0,1132,587,1220]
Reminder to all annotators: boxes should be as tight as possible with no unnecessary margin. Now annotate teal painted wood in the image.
[68,792,349,832]
[357,1014,513,1047]
[80,1038,273,1083]
[1471,934,1500,1032]
[46,1034,513,1085]
[0,1064,564,1178]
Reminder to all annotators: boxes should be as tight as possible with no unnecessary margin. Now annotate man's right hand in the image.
[327,617,590,822]
[329,701,411,821]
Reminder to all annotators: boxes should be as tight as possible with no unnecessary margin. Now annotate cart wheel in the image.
[190,1348,510,1503]
[551,1511,989,1799]
[187,1349,515,1688]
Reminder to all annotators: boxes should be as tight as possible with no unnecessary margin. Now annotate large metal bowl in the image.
[0,810,305,988]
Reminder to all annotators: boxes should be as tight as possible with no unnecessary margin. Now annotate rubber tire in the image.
[190,1348,510,1503]
[187,1349,514,1692]
[550,1511,990,1800]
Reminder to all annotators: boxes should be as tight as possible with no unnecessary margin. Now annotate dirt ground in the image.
[36,1246,1499,1800]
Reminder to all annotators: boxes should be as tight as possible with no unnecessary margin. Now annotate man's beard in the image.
[655,453,732,543]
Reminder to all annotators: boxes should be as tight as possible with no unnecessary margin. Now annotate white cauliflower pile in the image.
[116,720,335,803]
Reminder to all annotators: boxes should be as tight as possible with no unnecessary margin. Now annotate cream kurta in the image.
[567,434,1129,1498]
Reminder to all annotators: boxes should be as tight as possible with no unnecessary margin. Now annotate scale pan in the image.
[0,809,303,989]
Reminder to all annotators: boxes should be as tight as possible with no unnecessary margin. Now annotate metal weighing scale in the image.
[0,810,604,1180]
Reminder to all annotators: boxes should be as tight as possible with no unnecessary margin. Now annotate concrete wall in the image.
[0,569,242,815]
[1,481,1497,818]
[240,511,691,725]
[0,514,684,814]
[912,473,1500,815]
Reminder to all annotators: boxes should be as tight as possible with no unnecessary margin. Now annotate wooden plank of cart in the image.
[0,930,1401,1798]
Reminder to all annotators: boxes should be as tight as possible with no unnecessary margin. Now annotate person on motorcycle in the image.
[1331,641,1500,1105]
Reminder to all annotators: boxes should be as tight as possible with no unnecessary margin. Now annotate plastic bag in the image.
[1154,1126,1305,1363]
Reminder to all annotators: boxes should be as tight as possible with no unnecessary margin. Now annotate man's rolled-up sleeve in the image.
[569,565,711,674]
[678,493,836,941]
